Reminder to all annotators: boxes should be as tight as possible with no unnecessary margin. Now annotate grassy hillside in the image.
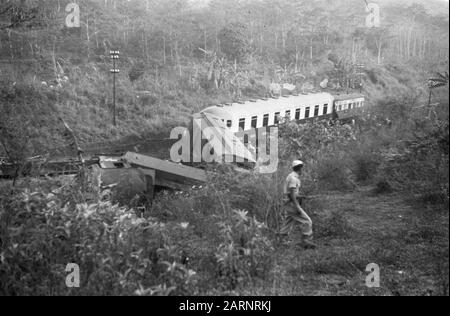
[0,58,442,157]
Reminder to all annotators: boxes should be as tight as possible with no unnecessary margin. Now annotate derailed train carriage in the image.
[200,92,366,133]
[197,92,366,171]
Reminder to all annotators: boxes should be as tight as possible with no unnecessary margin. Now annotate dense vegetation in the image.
[0,0,448,296]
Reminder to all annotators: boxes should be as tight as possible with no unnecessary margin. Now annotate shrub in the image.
[215,210,273,290]
[315,157,355,191]
[375,122,449,203]
[0,184,197,296]
[351,151,381,183]
[151,168,276,291]
[0,165,278,295]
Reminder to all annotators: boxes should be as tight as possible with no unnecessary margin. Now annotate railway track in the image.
[0,156,99,179]
[0,138,177,179]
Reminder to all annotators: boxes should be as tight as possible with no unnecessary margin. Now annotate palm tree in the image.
[429,72,449,89]
[427,72,449,119]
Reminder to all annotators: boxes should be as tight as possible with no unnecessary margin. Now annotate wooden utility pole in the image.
[110,50,120,126]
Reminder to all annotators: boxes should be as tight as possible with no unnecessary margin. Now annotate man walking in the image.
[280,160,317,249]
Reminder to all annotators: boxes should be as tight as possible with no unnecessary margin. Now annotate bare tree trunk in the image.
[216,30,219,52]
[86,18,90,60]
[407,26,412,58]
[175,40,181,75]
[260,29,263,55]
[275,32,278,50]
[377,40,383,65]
[351,38,356,63]
[52,38,58,81]
[94,12,99,48]
[144,32,149,64]
[163,36,166,65]
[7,29,14,59]
[204,28,207,60]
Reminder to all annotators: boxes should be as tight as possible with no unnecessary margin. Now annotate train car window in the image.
[263,114,269,127]
[239,118,246,131]
[305,107,310,118]
[323,104,328,115]
[227,120,232,128]
[275,112,281,124]
[295,108,301,120]
[314,105,320,117]
[251,116,258,128]
[285,110,291,120]
[349,103,353,110]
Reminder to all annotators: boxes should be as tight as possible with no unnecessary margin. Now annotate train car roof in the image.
[201,92,334,120]
[333,93,365,101]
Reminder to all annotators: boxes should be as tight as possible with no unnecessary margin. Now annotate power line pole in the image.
[110,50,120,126]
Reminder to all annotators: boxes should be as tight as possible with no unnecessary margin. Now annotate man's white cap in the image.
[292,160,304,168]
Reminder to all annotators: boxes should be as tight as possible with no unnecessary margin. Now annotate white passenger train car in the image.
[334,93,365,112]
[201,92,335,133]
